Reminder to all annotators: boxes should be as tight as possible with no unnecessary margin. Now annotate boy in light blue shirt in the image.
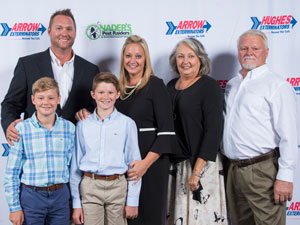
[70,72,141,225]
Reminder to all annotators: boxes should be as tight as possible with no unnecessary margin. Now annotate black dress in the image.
[116,76,177,225]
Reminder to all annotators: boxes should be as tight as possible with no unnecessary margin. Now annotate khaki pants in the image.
[226,157,286,225]
[80,175,128,225]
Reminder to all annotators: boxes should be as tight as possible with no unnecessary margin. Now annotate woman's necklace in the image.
[120,78,142,100]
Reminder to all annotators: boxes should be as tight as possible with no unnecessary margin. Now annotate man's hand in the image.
[274,179,293,204]
[72,208,84,224]
[124,206,138,219]
[9,210,24,225]
[75,108,91,121]
[6,119,22,146]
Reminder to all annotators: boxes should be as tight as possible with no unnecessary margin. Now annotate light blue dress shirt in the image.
[70,108,141,208]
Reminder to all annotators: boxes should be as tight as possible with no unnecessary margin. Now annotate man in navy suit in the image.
[1,9,99,145]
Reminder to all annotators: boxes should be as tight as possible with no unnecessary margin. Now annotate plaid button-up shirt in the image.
[4,113,75,212]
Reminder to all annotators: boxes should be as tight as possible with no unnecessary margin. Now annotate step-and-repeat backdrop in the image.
[0,0,299,224]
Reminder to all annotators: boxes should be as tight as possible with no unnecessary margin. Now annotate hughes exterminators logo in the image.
[86,22,132,40]
[286,77,300,95]
[251,15,297,34]
[286,202,300,218]
[0,22,46,40]
[166,20,211,38]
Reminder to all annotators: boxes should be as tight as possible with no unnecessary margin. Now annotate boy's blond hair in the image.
[32,77,60,95]
[92,72,120,92]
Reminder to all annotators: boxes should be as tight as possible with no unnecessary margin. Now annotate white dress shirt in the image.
[223,64,298,182]
[50,48,75,108]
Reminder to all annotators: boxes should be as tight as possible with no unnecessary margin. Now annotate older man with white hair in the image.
[223,29,298,225]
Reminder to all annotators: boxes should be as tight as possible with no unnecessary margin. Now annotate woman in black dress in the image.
[167,38,228,224]
[116,35,177,225]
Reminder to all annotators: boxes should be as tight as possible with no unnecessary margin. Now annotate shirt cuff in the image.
[72,198,82,209]
[126,196,139,207]
[10,204,22,213]
[276,168,294,183]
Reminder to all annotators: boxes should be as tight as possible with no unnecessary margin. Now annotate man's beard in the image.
[242,56,257,70]
[242,63,256,70]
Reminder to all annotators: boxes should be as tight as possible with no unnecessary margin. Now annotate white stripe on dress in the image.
[157,132,176,136]
[139,128,157,132]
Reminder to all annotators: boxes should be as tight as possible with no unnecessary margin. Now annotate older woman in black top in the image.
[167,38,228,224]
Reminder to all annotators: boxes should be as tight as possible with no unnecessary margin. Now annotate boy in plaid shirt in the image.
[4,77,75,225]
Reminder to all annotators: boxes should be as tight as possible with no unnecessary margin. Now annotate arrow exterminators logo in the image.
[0,22,46,40]
[286,202,300,217]
[166,20,211,38]
[286,77,300,95]
[251,15,297,34]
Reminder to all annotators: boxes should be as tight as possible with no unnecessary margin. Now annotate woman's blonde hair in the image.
[119,35,155,97]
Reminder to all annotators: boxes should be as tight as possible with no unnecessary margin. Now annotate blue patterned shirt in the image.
[4,113,75,212]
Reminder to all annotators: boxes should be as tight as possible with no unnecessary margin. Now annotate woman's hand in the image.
[127,152,160,184]
[188,173,201,191]
[188,157,207,191]
[127,160,148,184]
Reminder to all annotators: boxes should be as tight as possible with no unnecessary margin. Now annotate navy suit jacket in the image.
[1,48,99,133]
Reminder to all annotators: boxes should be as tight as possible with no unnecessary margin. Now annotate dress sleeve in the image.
[197,79,224,161]
[149,78,178,155]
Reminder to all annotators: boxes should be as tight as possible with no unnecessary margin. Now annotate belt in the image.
[230,148,279,168]
[24,183,64,192]
[84,172,123,181]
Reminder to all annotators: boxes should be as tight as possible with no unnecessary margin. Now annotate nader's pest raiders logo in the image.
[86,22,132,40]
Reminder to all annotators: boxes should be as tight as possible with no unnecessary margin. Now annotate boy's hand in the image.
[75,108,91,121]
[9,210,24,225]
[6,119,22,146]
[127,160,148,184]
[124,206,138,219]
[72,208,84,224]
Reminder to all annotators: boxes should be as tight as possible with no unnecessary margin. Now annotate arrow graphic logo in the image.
[166,21,177,35]
[291,16,297,28]
[38,24,46,35]
[2,143,10,157]
[1,23,12,36]
[203,21,211,32]
[251,17,261,30]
